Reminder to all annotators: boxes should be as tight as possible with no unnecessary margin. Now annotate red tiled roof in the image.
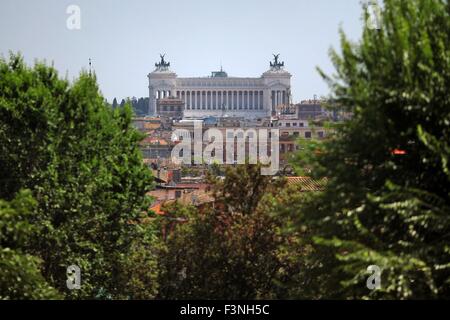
[141,136,169,145]
[286,176,327,192]
[150,201,165,215]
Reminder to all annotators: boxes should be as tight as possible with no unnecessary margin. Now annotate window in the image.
[286,123,291,127]
[305,131,312,139]
[318,131,324,138]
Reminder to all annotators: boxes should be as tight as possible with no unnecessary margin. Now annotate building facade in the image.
[296,99,326,120]
[148,54,292,119]
[156,97,184,119]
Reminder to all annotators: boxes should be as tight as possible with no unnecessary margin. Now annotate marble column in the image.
[246,91,249,109]
[216,91,219,109]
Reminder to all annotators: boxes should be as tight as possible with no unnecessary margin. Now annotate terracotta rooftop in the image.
[150,201,165,215]
[141,136,169,145]
[144,123,161,130]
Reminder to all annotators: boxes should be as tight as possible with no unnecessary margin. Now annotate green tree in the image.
[157,164,301,299]
[289,0,450,299]
[0,190,60,299]
[0,53,159,299]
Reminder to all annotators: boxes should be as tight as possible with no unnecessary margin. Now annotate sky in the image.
[0,0,364,103]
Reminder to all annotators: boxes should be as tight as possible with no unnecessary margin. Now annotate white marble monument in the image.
[148,54,292,119]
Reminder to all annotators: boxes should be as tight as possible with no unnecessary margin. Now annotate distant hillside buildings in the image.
[132,54,352,170]
[132,55,351,219]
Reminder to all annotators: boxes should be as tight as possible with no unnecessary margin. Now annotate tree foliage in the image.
[0,190,60,299]
[0,53,158,299]
[289,0,450,299]
[111,97,149,116]
[157,164,301,299]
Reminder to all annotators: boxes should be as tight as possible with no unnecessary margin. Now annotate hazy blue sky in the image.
[0,0,364,102]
